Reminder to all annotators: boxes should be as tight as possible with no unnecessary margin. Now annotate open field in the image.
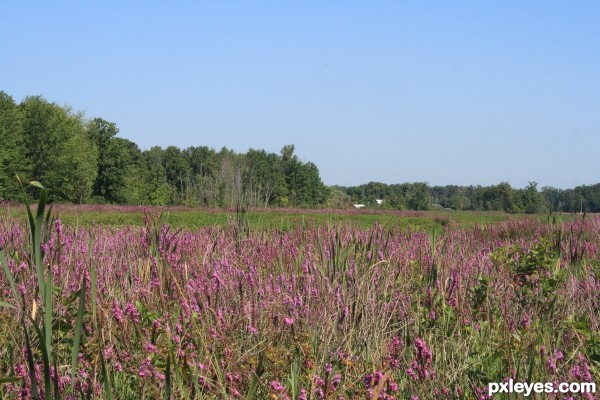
[1,203,585,231]
[0,200,599,399]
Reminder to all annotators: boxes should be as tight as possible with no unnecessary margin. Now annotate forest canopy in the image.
[1,90,599,213]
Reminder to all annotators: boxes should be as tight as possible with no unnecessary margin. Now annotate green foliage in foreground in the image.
[0,184,599,399]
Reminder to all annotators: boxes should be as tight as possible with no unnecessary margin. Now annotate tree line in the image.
[0,91,328,207]
[340,181,600,213]
[1,90,599,212]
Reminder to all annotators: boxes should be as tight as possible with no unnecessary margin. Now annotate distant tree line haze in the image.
[341,181,600,213]
[1,90,599,212]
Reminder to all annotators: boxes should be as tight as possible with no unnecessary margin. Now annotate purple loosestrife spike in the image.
[270,380,285,392]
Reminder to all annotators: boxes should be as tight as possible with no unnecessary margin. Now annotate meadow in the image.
[0,191,598,399]
[2,203,537,231]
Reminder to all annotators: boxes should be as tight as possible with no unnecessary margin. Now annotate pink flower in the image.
[332,374,341,388]
[415,338,432,365]
[138,357,153,377]
[270,380,285,392]
[111,302,124,324]
[125,302,140,323]
[143,342,157,354]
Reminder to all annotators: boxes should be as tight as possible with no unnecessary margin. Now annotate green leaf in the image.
[163,353,171,400]
[69,280,86,395]
[53,353,60,400]
[29,316,52,400]
[44,271,53,364]
[30,181,45,189]
[0,300,16,310]
[100,351,113,400]
[0,250,18,301]
[90,258,97,326]
[0,376,21,384]
[23,323,40,400]
[246,352,264,400]
[290,357,300,400]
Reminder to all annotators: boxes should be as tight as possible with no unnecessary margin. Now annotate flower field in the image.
[1,196,599,398]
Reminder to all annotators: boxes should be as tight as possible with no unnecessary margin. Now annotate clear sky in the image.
[2,1,599,189]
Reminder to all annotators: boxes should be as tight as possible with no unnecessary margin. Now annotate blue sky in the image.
[2,1,599,188]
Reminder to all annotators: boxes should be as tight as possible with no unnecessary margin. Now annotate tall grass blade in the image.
[290,357,299,400]
[246,352,264,400]
[44,271,53,363]
[24,198,36,255]
[0,377,21,384]
[100,350,113,400]
[163,352,171,400]
[23,322,40,400]
[23,182,48,300]
[245,373,259,400]
[29,317,52,400]
[53,353,60,400]
[191,361,202,398]
[212,354,228,397]
[69,282,86,395]
[0,300,16,310]
[33,184,47,267]
[0,250,18,301]
[90,257,97,326]
[526,354,535,384]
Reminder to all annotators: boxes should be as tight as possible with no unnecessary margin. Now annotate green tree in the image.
[585,184,600,212]
[0,91,27,200]
[87,118,131,202]
[562,190,584,213]
[245,149,284,207]
[326,187,351,208]
[58,132,98,203]
[407,182,430,210]
[218,150,248,208]
[541,186,563,212]
[494,182,514,212]
[140,146,171,205]
[280,145,328,207]
[163,146,190,204]
[448,194,471,210]
[521,182,543,214]
[183,146,220,205]
[20,96,97,202]
[297,162,329,206]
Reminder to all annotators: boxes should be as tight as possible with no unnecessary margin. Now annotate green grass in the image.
[0,203,556,231]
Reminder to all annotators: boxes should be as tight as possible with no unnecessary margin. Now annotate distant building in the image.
[353,204,365,209]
